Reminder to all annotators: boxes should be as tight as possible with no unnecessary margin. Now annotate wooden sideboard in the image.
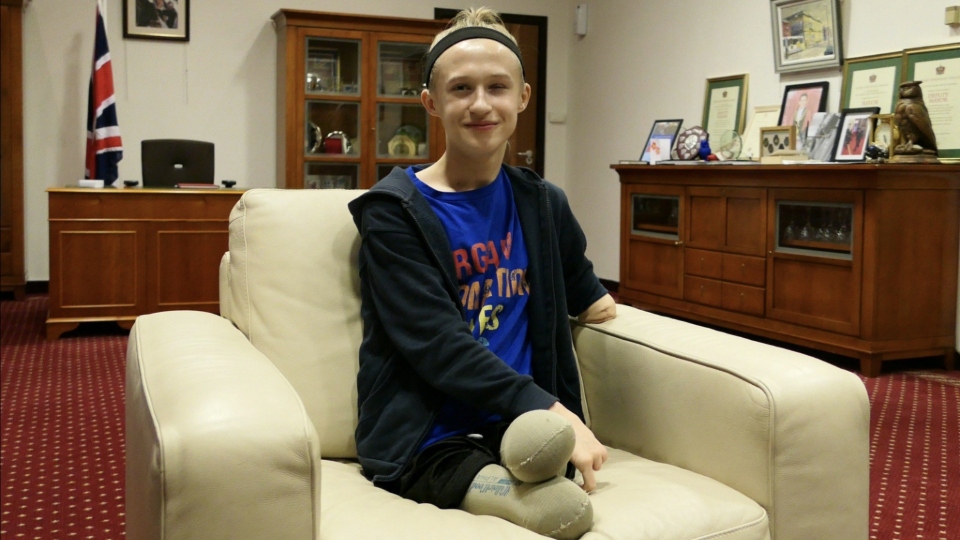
[613,164,960,376]
[47,188,243,339]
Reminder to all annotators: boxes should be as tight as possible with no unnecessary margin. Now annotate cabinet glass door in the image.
[632,195,680,239]
[304,163,359,190]
[305,101,361,156]
[306,38,360,95]
[776,201,853,259]
[378,42,428,97]
[377,104,429,159]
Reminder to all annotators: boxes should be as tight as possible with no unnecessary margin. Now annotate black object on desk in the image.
[142,139,215,187]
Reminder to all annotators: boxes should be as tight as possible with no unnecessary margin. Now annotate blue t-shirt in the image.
[408,166,533,450]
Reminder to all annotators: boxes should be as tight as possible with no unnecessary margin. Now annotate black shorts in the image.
[375,421,576,509]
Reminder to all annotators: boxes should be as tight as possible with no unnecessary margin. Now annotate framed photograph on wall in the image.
[904,44,960,162]
[832,107,880,162]
[124,0,189,41]
[770,0,842,73]
[840,52,903,114]
[640,119,683,163]
[777,82,828,147]
[702,74,749,142]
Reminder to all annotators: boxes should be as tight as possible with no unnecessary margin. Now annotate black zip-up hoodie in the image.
[347,164,607,485]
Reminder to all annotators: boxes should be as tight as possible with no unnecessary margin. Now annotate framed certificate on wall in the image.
[904,44,960,161]
[840,52,902,114]
[702,74,749,142]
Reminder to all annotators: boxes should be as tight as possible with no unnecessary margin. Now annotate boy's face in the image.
[422,39,531,158]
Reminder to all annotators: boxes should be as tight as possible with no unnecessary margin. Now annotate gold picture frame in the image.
[840,51,903,113]
[702,74,749,141]
[760,125,798,157]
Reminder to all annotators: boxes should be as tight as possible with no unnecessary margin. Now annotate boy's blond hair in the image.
[426,7,521,88]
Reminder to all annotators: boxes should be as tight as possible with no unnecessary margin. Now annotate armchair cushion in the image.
[317,449,768,540]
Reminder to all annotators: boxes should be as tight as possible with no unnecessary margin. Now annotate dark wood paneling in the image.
[868,188,960,340]
[721,282,765,316]
[153,228,228,309]
[768,258,857,334]
[0,3,25,298]
[58,230,139,309]
[724,189,766,256]
[722,253,765,286]
[684,248,722,279]
[46,189,242,339]
[687,188,724,249]
[626,239,683,299]
[684,275,722,308]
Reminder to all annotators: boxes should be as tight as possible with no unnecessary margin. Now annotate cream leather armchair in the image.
[126,189,870,540]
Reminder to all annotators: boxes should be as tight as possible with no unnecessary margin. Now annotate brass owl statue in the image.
[892,81,938,163]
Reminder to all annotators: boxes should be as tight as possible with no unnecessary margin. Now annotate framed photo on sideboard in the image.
[832,107,880,162]
[778,81,829,147]
[640,119,683,163]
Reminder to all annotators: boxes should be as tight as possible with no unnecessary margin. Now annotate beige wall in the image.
[568,0,960,280]
[20,0,573,281]
[19,0,960,283]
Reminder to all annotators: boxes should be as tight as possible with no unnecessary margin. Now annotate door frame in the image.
[434,8,547,176]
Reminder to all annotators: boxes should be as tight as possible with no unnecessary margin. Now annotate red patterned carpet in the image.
[1,294,958,539]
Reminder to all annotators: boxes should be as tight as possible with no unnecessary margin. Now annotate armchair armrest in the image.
[219,252,231,321]
[126,310,321,540]
[572,306,869,540]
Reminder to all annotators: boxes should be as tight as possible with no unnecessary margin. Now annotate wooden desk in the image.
[47,187,243,339]
[613,164,960,376]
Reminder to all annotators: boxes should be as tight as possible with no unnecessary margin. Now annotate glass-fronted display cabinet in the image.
[274,10,446,189]
[775,201,853,259]
[632,194,680,239]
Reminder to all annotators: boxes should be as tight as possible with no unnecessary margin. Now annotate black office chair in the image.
[141,139,214,187]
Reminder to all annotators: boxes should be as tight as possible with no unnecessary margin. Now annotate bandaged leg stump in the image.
[460,411,592,540]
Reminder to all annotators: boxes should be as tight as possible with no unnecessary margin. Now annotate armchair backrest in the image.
[224,188,364,458]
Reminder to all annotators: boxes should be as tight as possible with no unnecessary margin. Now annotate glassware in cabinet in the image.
[775,201,853,258]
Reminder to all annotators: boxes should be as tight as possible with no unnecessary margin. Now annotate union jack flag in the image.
[85,0,122,184]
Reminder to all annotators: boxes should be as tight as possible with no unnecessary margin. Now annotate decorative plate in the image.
[388,134,417,157]
[675,126,708,160]
[395,125,424,144]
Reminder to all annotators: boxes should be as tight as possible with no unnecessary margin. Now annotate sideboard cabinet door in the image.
[620,184,684,299]
[766,189,863,335]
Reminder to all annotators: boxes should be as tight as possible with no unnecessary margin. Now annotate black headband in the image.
[422,26,525,87]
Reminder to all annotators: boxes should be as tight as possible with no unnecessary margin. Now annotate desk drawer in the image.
[685,249,723,279]
[722,282,765,316]
[722,253,766,286]
[684,275,722,307]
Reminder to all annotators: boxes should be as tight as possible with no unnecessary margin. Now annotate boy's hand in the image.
[548,402,608,492]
